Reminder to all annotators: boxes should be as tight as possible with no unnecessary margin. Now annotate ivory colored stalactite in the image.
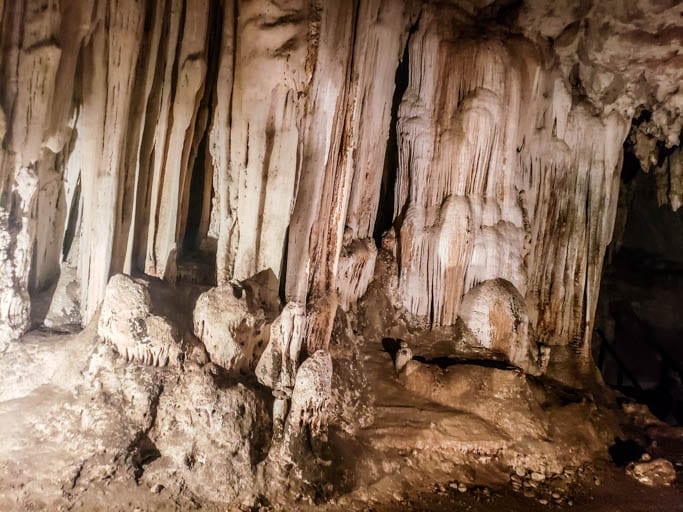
[81,0,145,323]
[30,151,63,293]
[0,0,62,342]
[120,0,171,275]
[219,0,311,285]
[147,0,210,281]
[335,0,415,309]
[393,4,628,372]
[133,0,185,276]
[206,0,235,253]
[284,0,357,354]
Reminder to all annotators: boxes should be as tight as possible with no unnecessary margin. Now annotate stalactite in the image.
[0,0,62,342]
[132,0,184,275]
[392,6,628,375]
[335,0,414,308]
[146,0,210,280]
[207,0,235,263]
[218,0,311,285]
[284,0,356,355]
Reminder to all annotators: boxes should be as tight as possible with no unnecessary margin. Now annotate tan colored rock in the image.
[398,359,548,440]
[192,284,268,374]
[278,349,334,462]
[336,238,378,309]
[459,278,539,374]
[0,166,39,343]
[626,458,676,487]
[286,350,333,437]
[145,365,270,503]
[255,302,307,393]
[0,106,5,142]
[43,262,81,329]
[98,274,182,367]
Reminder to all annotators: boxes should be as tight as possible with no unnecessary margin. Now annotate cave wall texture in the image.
[0,0,681,381]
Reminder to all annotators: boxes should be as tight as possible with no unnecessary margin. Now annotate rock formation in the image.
[99,274,183,367]
[193,283,269,373]
[1,0,682,509]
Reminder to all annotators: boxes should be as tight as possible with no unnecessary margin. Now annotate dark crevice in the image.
[595,116,683,425]
[279,226,290,303]
[372,30,412,245]
[183,134,208,253]
[176,0,224,286]
[127,383,163,483]
[620,144,641,184]
[380,337,517,371]
[412,354,518,371]
[477,0,524,26]
[62,175,81,261]
[609,438,645,467]
[130,433,162,483]
[181,0,223,256]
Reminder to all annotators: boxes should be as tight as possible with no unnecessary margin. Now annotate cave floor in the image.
[1,326,682,511]
[314,334,683,512]
[369,462,683,512]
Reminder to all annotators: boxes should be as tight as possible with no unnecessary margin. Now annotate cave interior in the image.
[0,0,682,510]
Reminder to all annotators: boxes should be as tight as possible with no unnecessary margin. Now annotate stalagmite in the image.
[459,278,539,374]
[256,302,307,434]
[284,349,333,442]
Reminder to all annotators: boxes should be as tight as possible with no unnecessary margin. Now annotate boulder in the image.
[459,278,539,374]
[143,365,271,503]
[287,350,334,438]
[193,284,269,374]
[626,458,676,487]
[255,302,306,391]
[98,274,182,366]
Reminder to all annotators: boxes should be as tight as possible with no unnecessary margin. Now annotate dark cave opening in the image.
[594,130,683,425]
